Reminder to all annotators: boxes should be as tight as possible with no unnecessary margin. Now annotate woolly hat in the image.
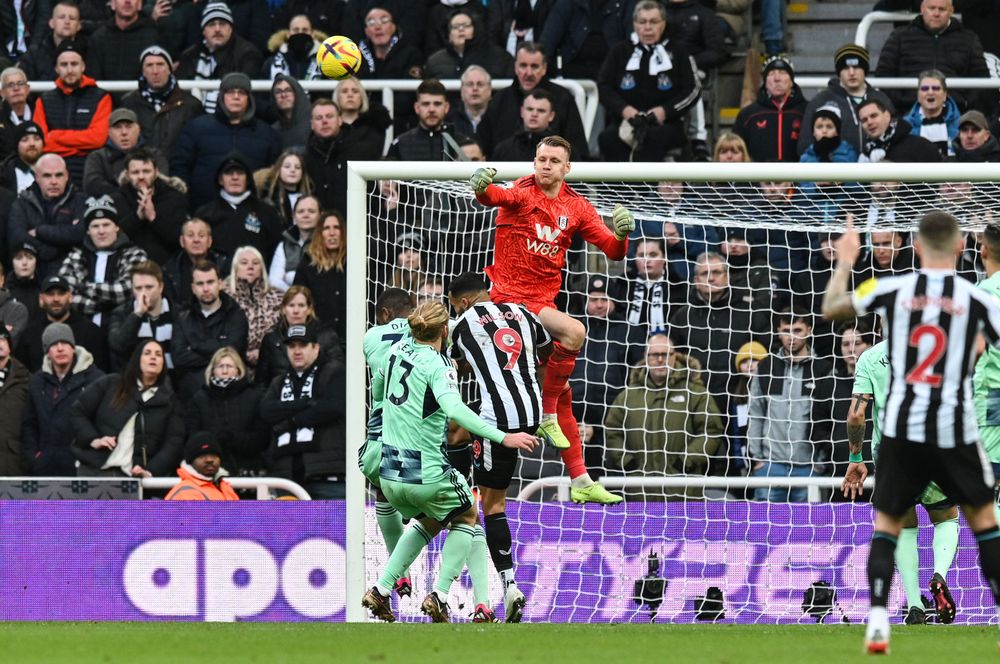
[184,431,225,464]
[13,121,43,144]
[201,2,234,28]
[834,43,870,74]
[83,195,118,226]
[813,102,843,135]
[42,322,75,352]
[762,54,794,79]
[139,45,173,70]
[735,341,768,370]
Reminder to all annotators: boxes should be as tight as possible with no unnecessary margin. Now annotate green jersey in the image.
[364,317,411,416]
[853,341,889,455]
[975,272,1000,461]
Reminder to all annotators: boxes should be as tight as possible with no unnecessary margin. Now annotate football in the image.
[316,35,362,80]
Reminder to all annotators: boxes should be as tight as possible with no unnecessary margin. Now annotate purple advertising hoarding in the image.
[0,501,992,623]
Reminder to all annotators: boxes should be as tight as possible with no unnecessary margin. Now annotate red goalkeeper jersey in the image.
[476,175,627,304]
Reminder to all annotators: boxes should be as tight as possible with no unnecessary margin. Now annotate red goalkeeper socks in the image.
[556,385,587,480]
[542,342,579,414]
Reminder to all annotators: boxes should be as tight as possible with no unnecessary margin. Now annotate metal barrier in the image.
[855,11,915,50]
[141,477,312,500]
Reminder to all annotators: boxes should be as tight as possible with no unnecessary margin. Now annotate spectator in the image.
[953,110,1000,162]
[618,238,679,363]
[7,153,86,278]
[540,0,629,80]
[726,340,768,478]
[171,73,281,209]
[162,218,230,305]
[0,68,33,161]
[334,76,392,159]
[799,103,859,165]
[256,285,343,387]
[112,148,188,267]
[83,108,168,197]
[194,153,283,261]
[0,326,27,474]
[458,135,486,161]
[853,230,915,284]
[262,14,323,81]
[71,338,184,477]
[476,41,588,159]
[410,277,442,306]
[17,2,84,81]
[713,130,750,162]
[108,261,174,369]
[5,242,40,319]
[17,275,108,371]
[33,42,112,185]
[387,78,469,161]
[0,121,44,195]
[874,0,991,112]
[486,0,553,55]
[492,89,557,162]
[0,263,28,346]
[747,308,834,502]
[224,246,283,368]
[829,319,877,480]
[733,54,807,162]
[57,195,148,330]
[798,44,895,157]
[903,70,960,159]
[424,10,513,80]
[269,75,312,151]
[304,100,355,214]
[605,333,723,500]
[255,149,314,226]
[270,194,320,291]
[171,260,249,401]
[175,3,264,114]
[446,65,491,137]
[273,0,344,38]
[789,232,839,359]
[858,98,941,163]
[86,0,161,80]
[388,233,427,294]
[120,46,205,156]
[720,229,776,315]
[259,321,346,499]
[356,7,424,80]
[424,0,487,56]
[22,322,104,475]
[164,431,240,500]
[293,212,345,346]
[188,350,267,477]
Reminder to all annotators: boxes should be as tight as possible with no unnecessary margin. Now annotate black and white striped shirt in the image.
[451,302,551,432]
[854,269,1000,447]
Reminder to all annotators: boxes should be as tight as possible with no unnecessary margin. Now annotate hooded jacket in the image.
[797,79,895,156]
[164,462,240,500]
[7,181,87,278]
[733,83,808,162]
[0,356,29,475]
[56,232,149,322]
[120,80,205,155]
[22,347,104,475]
[269,74,312,150]
[188,376,267,475]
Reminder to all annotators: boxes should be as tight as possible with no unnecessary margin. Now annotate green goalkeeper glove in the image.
[469,167,497,194]
[612,204,635,241]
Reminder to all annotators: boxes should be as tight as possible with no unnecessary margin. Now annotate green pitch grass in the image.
[3,623,997,663]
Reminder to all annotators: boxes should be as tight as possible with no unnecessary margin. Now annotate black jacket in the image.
[797,79,895,156]
[477,79,589,159]
[954,135,1000,162]
[305,125,384,215]
[162,249,231,305]
[255,319,345,387]
[170,292,249,400]
[16,33,87,80]
[570,315,628,427]
[175,33,264,82]
[82,143,169,197]
[107,298,174,370]
[71,373,185,476]
[665,0,732,71]
[0,99,33,162]
[861,118,943,163]
[423,14,513,80]
[541,0,630,76]
[86,17,162,80]
[7,181,87,278]
[293,256,346,346]
[492,128,557,162]
[386,122,470,161]
[112,174,189,266]
[0,356,29,475]
[189,377,267,475]
[120,82,205,156]
[733,84,808,162]
[598,37,700,125]
[194,194,283,261]
[17,310,110,372]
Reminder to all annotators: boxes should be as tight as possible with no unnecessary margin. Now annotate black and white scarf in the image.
[627,280,667,331]
[626,34,672,76]
[137,298,173,368]
[359,35,398,74]
[861,119,899,163]
[0,364,7,389]
[138,75,178,113]
[276,365,319,455]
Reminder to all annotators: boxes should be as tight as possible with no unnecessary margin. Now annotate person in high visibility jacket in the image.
[165,431,239,501]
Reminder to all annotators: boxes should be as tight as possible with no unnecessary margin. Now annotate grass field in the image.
[3,623,998,663]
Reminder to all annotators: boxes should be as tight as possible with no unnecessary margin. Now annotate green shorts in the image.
[380,469,474,525]
[359,438,382,487]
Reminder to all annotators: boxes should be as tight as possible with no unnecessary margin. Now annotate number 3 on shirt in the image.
[905,323,946,387]
[493,328,523,370]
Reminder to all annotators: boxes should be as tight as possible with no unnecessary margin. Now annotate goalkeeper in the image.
[362,301,538,623]
[470,135,632,504]
[842,339,960,625]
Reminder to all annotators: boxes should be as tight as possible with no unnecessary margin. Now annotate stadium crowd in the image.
[0,0,994,501]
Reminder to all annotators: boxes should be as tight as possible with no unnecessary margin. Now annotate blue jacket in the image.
[798,139,860,211]
[903,96,961,157]
[799,139,859,164]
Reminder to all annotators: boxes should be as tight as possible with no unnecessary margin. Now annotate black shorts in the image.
[472,435,520,491]
[872,436,996,516]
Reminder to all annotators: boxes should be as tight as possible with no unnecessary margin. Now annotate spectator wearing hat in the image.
[7,153,87,279]
[0,262,28,346]
[171,73,281,209]
[858,97,941,163]
[733,54,807,162]
[176,3,264,115]
[108,260,174,370]
[726,339,767,477]
[0,121,45,193]
[22,321,104,475]
[17,274,108,371]
[83,108,168,197]
[164,431,240,500]
[596,0,700,162]
[121,46,205,156]
[797,44,895,157]
[86,0,162,81]
[16,2,85,82]
[33,42,111,186]
[5,242,40,319]
[953,110,1000,162]
[0,68,35,162]
[903,70,960,160]
[0,325,29,474]
[800,103,859,165]
[260,321,347,499]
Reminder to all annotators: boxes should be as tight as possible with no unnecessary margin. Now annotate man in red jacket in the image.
[165,431,239,501]
[33,42,112,186]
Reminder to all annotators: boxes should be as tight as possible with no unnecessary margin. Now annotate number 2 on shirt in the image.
[905,323,946,387]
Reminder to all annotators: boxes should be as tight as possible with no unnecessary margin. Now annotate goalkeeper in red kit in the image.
[469,134,633,504]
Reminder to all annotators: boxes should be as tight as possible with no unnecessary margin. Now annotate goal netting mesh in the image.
[356,166,997,624]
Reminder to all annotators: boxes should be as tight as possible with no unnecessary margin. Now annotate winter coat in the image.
[903,96,961,159]
[112,173,189,266]
[0,100,33,162]
[733,84,808,162]
[86,16,162,80]
[604,357,723,500]
[357,38,425,79]
[188,377,267,474]
[22,347,104,475]
[83,143,169,197]
[477,79,589,159]
[194,195,284,261]
[162,249,231,305]
[261,30,326,82]
[164,463,240,500]
[305,125,384,215]
[170,292,249,400]
[540,0,630,75]
[0,288,28,347]
[255,318,345,387]
[16,311,110,372]
[224,278,284,361]
[570,314,628,427]
[492,129,557,162]
[664,0,732,71]
[293,256,346,346]
[260,357,346,480]
[0,357,29,474]
[5,272,39,321]
[120,83,205,156]
[17,33,87,81]
[71,373,185,476]
[269,74,312,150]
[7,181,87,278]
[423,14,514,80]
[175,33,264,84]
[339,103,392,161]
[56,234,149,323]
[797,79,895,156]
[107,297,175,370]
[386,122,470,161]
[860,118,943,163]
[486,0,555,52]
[597,36,700,124]
[33,75,112,183]
[954,135,1000,162]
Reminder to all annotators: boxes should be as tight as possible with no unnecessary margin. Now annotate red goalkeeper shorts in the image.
[488,289,554,316]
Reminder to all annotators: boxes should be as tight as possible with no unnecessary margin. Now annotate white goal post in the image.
[344,161,1000,624]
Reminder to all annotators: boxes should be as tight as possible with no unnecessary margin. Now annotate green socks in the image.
[377,522,432,594]
[376,501,408,577]
[932,518,959,578]
[466,525,490,606]
[434,524,476,597]
[895,527,922,609]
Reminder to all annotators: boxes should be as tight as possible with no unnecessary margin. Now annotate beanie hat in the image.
[184,431,225,464]
[201,2,234,28]
[42,322,75,352]
[735,341,768,370]
[139,44,174,70]
[834,43,870,74]
[13,121,43,144]
[813,102,843,135]
[55,39,85,60]
[219,72,252,95]
[762,54,794,79]
[83,195,118,226]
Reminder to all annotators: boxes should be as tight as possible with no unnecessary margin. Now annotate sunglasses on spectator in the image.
[919,84,943,92]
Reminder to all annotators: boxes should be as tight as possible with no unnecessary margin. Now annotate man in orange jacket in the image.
[165,431,239,501]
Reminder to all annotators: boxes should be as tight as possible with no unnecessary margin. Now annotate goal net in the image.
[344,161,1000,624]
